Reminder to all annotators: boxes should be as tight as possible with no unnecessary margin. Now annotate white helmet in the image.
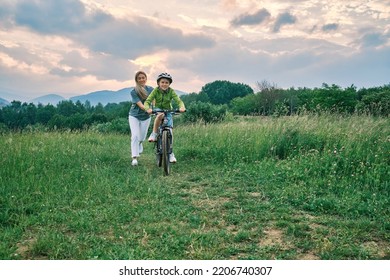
[157,72,173,84]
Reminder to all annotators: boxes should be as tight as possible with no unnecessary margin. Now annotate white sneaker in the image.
[131,159,138,166]
[169,153,177,163]
[148,132,158,142]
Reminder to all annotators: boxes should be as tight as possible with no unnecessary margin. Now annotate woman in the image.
[129,71,154,166]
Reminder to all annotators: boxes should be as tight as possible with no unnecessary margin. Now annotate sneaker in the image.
[169,153,177,163]
[148,132,158,142]
[131,159,138,166]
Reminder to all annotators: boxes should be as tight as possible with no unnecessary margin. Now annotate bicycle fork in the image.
[155,128,173,155]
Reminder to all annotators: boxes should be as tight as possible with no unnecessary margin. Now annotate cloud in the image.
[78,18,215,60]
[50,50,136,81]
[322,23,339,32]
[230,8,271,27]
[164,30,390,91]
[273,12,297,33]
[1,0,390,99]
[13,0,112,34]
[6,0,215,60]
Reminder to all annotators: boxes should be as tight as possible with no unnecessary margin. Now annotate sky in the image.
[0,0,390,100]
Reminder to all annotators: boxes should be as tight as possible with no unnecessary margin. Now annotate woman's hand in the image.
[179,107,186,113]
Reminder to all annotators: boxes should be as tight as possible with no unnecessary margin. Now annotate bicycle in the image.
[151,109,184,176]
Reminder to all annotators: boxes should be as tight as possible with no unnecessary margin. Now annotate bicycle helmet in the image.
[157,72,173,84]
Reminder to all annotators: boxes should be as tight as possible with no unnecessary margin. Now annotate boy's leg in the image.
[148,113,163,142]
[153,113,164,132]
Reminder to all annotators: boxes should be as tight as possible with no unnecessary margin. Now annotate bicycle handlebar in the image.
[151,109,186,114]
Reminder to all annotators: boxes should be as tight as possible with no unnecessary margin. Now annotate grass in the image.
[0,114,389,260]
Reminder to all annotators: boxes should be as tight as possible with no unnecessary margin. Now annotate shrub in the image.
[182,102,227,124]
[90,118,129,134]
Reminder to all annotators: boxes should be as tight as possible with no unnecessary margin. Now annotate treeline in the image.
[0,100,131,133]
[181,80,390,118]
[0,80,389,133]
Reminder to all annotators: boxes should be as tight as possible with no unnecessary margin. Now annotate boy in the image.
[144,72,186,163]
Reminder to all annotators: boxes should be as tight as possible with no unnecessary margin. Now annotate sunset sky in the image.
[1,0,389,100]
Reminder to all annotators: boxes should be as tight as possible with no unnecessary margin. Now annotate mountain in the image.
[0,87,189,107]
[0,91,28,103]
[175,90,187,96]
[0,97,9,108]
[70,88,133,106]
[70,87,187,106]
[29,94,66,105]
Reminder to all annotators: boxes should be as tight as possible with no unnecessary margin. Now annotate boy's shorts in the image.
[156,108,173,127]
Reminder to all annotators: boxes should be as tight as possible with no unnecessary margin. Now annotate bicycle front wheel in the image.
[162,130,170,176]
[156,138,162,167]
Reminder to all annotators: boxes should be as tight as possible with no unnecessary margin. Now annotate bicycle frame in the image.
[152,109,180,175]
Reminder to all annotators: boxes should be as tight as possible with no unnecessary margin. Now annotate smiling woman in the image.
[128,70,154,166]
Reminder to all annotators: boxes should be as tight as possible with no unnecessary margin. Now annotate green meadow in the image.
[1,114,389,259]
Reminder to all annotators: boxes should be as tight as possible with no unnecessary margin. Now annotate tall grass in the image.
[1,114,389,259]
[178,114,388,164]
[177,114,389,218]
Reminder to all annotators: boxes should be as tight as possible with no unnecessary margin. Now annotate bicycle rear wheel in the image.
[162,130,170,176]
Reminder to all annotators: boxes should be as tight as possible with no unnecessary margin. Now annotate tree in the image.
[200,80,254,105]
[356,90,390,116]
[47,114,66,129]
[1,101,23,129]
[57,100,78,117]
[21,103,38,127]
[309,84,357,113]
[36,104,56,125]
[181,92,210,105]
[255,80,278,92]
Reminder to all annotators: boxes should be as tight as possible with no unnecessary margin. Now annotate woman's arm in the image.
[144,88,157,113]
[136,101,146,111]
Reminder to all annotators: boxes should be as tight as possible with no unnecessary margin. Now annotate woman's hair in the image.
[134,71,148,100]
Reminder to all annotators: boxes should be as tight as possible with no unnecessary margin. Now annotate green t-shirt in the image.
[144,87,185,111]
[129,85,154,120]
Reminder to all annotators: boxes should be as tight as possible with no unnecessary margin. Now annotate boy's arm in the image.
[171,90,185,111]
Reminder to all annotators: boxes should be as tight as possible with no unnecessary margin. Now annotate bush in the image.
[356,90,390,116]
[0,123,8,134]
[230,94,258,115]
[90,118,129,134]
[182,102,227,124]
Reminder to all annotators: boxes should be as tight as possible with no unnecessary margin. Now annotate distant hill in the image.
[0,91,27,103]
[70,87,187,106]
[0,97,9,108]
[0,87,188,107]
[70,88,133,106]
[175,90,187,96]
[29,94,66,105]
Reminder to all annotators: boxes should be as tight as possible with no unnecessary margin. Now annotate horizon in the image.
[2,81,390,105]
[0,86,192,103]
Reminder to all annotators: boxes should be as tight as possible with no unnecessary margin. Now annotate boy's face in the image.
[158,78,170,91]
